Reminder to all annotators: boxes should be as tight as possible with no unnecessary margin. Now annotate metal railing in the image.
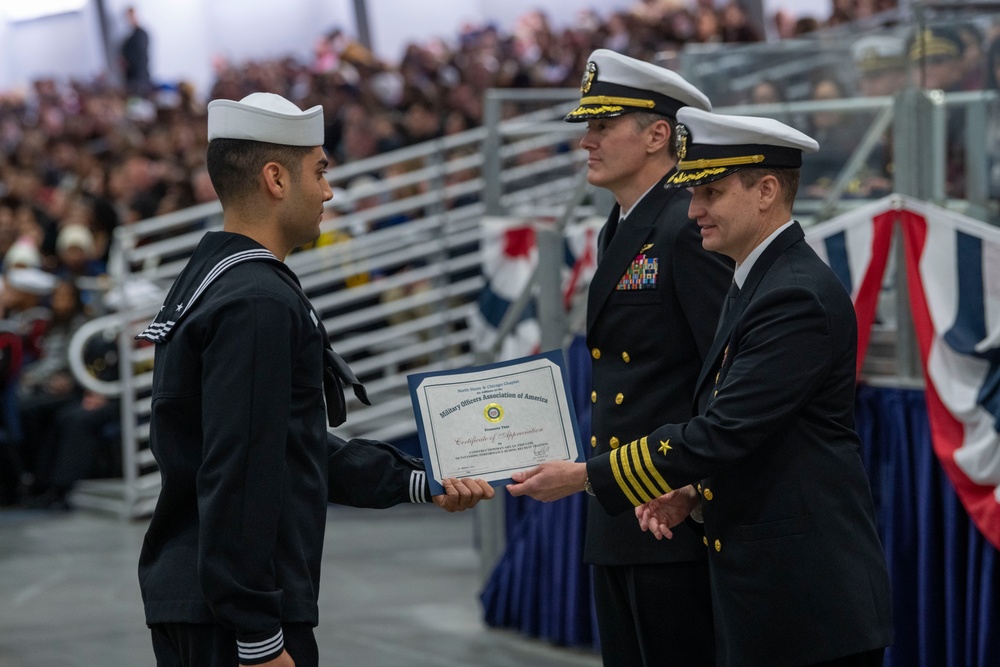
[67,95,593,517]
[67,78,999,518]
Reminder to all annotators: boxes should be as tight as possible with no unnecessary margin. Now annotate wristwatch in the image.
[583,476,596,496]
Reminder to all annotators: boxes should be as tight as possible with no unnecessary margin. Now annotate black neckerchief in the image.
[136,231,369,426]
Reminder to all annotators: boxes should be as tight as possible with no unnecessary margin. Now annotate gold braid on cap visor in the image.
[668,167,729,184]
[566,105,626,117]
[677,154,766,170]
[909,30,960,60]
[580,95,655,108]
[566,94,658,117]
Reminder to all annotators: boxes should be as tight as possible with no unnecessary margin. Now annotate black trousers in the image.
[151,623,318,667]
[592,559,715,667]
[806,648,886,667]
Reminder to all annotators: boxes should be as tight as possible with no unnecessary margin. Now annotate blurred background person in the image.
[985,33,1000,198]
[120,6,152,98]
[17,279,89,507]
[852,34,908,98]
[0,267,55,506]
[799,72,866,197]
[909,25,965,93]
[956,22,986,91]
[719,1,762,43]
[850,34,908,198]
[909,25,969,196]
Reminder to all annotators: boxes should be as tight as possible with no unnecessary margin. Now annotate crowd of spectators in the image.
[7,0,991,511]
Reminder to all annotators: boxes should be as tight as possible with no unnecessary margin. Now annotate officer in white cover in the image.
[510,50,731,666]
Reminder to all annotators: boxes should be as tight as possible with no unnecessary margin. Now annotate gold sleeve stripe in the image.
[610,448,643,507]
[628,442,662,500]
[579,95,655,109]
[619,445,655,503]
[640,440,672,495]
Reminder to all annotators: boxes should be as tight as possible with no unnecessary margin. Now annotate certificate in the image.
[407,350,584,495]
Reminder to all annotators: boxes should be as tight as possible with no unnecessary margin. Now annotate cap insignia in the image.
[581,61,597,94]
[676,123,689,160]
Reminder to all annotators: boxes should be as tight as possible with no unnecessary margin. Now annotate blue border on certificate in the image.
[407,349,584,495]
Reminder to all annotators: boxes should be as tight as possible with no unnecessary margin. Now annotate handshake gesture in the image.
[504,459,701,541]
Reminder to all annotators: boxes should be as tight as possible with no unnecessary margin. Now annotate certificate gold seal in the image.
[484,403,504,423]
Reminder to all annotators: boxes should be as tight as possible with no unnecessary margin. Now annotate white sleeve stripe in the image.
[237,629,283,648]
[237,629,283,660]
[409,470,427,503]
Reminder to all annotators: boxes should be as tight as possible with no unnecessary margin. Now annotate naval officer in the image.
[512,49,731,666]
[512,106,893,666]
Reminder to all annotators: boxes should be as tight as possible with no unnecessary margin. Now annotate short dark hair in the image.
[737,167,800,208]
[631,112,679,160]
[206,139,312,205]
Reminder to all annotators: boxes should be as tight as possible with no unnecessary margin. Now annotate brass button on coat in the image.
[591,348,601,360]
[622,351,630,363]
[703,488,714,501]
[590,435,597,448]
[615,393,624,405]
[714,539,722,552]
[610,437,620,449]
[591,391,597,403]
[703,536,708,546]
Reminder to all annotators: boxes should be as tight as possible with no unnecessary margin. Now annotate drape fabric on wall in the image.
[806,196,1000,549]
[856,384,998,667]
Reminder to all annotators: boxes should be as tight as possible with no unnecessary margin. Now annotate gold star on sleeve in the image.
[658,439,671,455]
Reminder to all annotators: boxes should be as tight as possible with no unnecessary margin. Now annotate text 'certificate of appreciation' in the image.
[407,350,584,495]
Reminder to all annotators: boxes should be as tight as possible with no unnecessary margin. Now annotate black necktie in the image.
[716,280,740,336]
[601,216,622,255]
[273,269,370,426]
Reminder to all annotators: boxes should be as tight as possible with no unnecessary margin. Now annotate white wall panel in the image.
[1,0,758,98]
[0,5,104,91]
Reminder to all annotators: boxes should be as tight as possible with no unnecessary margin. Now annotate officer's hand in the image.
[506,460,587,502]
[635,485,699,540]
[432,477,494,512]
